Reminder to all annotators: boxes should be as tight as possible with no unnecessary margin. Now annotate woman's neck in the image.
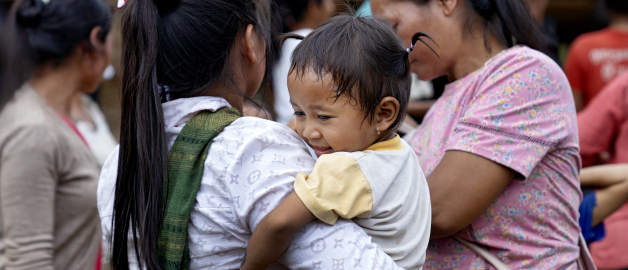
[201,82,245,113]
[29,65,81,118]
[449,33,508,81]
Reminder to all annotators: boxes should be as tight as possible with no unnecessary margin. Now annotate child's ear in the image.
[376,97,400,131]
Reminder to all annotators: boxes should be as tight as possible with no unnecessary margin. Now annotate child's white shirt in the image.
[294,135,432,269]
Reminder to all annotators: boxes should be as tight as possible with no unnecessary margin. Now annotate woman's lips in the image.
[312,146,333,157]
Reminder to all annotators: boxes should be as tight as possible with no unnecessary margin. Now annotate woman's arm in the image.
[0,126,57,270]
[580,164,628,188]
[428,150,515,239]
[579,164,628,226]
[242,191,315,270]
[591,179,628,227]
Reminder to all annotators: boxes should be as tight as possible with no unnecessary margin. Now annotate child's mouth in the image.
[312,146,333,157]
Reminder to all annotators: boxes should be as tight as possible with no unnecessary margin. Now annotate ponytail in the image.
[112,0,271,268]
[113,0,170,268]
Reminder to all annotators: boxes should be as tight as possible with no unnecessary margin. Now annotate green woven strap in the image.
[159,107,241,270]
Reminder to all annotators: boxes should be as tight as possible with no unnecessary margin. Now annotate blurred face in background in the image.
[316,0,337,22]
[78,30,113,94]
[288,0,337,31]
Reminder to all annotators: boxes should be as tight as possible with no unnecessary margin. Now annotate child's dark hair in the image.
[113,0,270,269]
[290,14,423,130]
[11,0,112,66]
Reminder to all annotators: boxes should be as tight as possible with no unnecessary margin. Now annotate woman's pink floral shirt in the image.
[411,46,582,269]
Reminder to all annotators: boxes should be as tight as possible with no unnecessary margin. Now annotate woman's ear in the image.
[241,24,264,66]
[376,97,400,131]
[82,26,111,68]
[77,26,111,93]
[438,0,458,17]
[87,26,106,58]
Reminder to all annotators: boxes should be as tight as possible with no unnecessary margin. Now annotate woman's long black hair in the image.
[411,0,545,52]
[113,0,270,269]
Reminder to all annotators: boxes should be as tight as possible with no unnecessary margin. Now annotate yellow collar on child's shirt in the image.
[366,134,403,151]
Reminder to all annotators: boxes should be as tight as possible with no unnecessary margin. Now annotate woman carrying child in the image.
[97,0,403,269]
[371,0,582,269]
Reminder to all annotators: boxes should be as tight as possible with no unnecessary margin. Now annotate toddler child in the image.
[242,14,436,270]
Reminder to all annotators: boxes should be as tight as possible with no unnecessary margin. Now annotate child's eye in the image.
[317,115,330,121]
[294,111,305,117]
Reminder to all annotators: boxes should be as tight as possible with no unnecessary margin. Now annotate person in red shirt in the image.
[579,71,628,269]
[565,0,628,112]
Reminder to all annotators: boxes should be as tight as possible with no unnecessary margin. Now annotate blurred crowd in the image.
[1,0,628,269]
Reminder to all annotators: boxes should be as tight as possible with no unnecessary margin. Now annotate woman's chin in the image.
[410,65,438,82]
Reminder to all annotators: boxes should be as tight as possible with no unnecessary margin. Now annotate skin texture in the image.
[241,69,401,269]
[580,164,628,227]
[30,27,112,119]
[371,0,517,238]
[205,25,266,112]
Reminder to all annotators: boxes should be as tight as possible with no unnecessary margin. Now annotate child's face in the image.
[288,69,380,157]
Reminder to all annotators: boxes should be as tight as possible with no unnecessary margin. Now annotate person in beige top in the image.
[0,0,112,268]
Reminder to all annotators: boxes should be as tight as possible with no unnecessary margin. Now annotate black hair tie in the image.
[154,0,181,13]
[406,32,440,59]
[16,0,45,28]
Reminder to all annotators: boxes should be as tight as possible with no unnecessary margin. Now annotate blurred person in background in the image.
[565,0,628,112]
[273,0,336,125]
[372,0,583,268]
[579,70,628,269]
[0,0,111,268]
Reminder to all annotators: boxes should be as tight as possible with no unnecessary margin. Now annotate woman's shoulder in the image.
[480,46,571,96]
[222,116,310,152]
[0,87,64,152]
[492,45,567,75]
[0,85,56,130]
[492,46,562,73]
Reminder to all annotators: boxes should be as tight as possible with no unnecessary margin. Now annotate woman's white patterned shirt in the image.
[97,97,403,269]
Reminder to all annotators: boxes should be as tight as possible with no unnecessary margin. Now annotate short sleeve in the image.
[293,154,373,225]
[564,40,585,92]
[446,49,576,178]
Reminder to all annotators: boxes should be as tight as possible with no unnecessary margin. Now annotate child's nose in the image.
[302,123,321,141]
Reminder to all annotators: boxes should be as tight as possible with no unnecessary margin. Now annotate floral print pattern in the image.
[411,46,582,269]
